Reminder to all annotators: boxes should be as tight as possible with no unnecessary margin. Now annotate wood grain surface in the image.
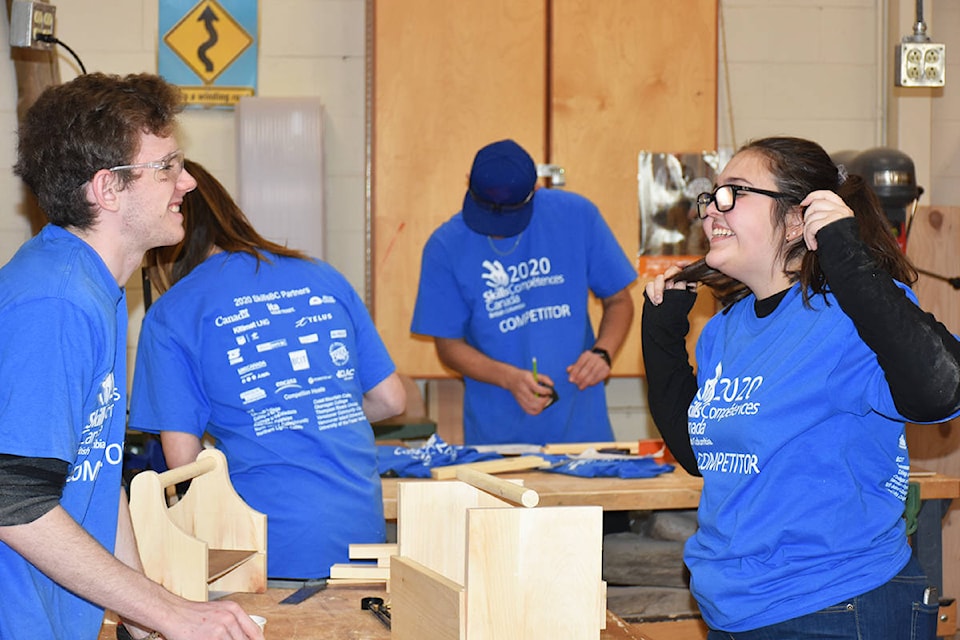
[381,466,959,520]
[905,204,960,604]
[99,585,663,639]
[371,0,718,377]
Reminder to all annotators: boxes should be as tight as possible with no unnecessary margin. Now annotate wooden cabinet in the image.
[371,0,717,377]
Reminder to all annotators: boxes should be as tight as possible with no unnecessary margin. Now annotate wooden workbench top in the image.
[381,467,704,520]
[99,585,657,639]
[380,466,960,520]
[227,586,657,639]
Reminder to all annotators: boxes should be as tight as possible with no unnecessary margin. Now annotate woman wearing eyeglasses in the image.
[641,136,960,639]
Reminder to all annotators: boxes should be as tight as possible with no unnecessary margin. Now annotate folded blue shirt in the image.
[377,434,501,478]
[377,435,674,479]
[541,454,674,479]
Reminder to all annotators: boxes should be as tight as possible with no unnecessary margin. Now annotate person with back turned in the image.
[130,159,406,580]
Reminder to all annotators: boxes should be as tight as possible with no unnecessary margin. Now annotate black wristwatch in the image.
[117,623,160,640]
[591,347,611,367]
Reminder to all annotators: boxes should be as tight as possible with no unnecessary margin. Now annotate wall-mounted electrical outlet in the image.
[536,164,566,187]
[895,42,946,87]
[10,0,56,50]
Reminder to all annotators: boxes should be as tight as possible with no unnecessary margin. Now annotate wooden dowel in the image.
[430,455,550,480]
[455,467,539,508]
[155,455,217,489]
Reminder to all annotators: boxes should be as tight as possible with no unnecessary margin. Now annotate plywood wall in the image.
[371,1,547,378]
[550,0,718,376]
[371,1,717,377]
[905,205,960,603]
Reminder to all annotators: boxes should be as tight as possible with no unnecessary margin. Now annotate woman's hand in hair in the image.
[644,264,692,306]
[799,190,854,252]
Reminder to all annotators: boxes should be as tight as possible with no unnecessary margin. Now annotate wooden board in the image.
[371,1,717,377]
[542,441,640,455]
[349,543,398,560]
[391,556,464,640]
[905,204,960,602]
[550,0,718,376]
[384,468,705,521]
[371,0,547,377]
[396,480,511,585]
[464,506,605,638]
[430,455,550,480]
[208,549,258,583]
[382,467,960,521]
[329,563,390,582]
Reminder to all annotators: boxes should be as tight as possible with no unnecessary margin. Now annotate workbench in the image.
[383,467,960,596]
[98,468,957,639]
[381,466,704,519]
[98,584,660,640]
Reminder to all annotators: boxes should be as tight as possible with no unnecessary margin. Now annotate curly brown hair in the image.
[14,73,184,230]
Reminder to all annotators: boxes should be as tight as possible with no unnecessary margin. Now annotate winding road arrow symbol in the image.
[196,6,219,72]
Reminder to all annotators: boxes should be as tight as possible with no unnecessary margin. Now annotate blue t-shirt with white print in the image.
[411,188,637,445]
[0,225,127,640]
[686,282,953,632]
[130,251,395,579]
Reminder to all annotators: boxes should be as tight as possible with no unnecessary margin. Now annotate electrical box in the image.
[9,1,56,50]
[895,41,946,87]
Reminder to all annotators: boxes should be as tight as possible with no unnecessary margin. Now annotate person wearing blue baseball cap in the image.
[411,139,637,446]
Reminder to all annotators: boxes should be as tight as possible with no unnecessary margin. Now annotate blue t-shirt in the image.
[129,252,396,578]
[0,225,127,640]
[687,283,956,631]
[411,189,637,444]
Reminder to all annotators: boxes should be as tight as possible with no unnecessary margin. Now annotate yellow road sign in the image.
[163,0,253,85]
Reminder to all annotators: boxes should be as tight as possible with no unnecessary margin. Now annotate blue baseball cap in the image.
[462,139,537,237]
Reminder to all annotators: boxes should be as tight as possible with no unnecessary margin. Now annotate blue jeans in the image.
[707,555,938,640]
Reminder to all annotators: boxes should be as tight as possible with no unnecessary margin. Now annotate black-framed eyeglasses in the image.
[469,186,535,212]
[696,184,795,220]
[109,150,185,183]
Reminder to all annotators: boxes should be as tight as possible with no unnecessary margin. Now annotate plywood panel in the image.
[372,1,547,377]
[551,0,718,375]
[372,1,717,377]
[391,556,465,640]
[396,480,511,585]
[904,205,960,602]
[464,506,604,638]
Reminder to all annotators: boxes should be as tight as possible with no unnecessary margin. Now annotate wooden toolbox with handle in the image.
[128,448,267,601]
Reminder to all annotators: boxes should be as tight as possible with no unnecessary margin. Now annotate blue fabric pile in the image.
[540,454,674,479]
[377,434,501,478]
[377,435,674,479]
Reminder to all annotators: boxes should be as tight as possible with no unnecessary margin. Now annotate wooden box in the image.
[390,474,605,639]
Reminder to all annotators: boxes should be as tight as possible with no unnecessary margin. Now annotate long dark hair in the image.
[675,137,916,307]
[144,159,307,294]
